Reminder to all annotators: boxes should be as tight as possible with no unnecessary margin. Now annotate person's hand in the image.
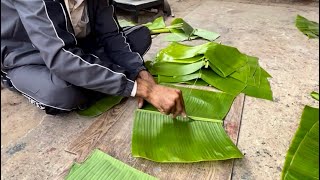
[136,78,187,118]
[137,70,156,108]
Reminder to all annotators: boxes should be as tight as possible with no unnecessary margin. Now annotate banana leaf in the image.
[66,149,156,180]
[142,85,236,121]
[118,19,136,27]
[157,72,201,83]
[193,28,220,41]
[229,62,250,83]
[132,110,243,163]
[201,69,247,95]
[156,42,211,61]
[295,15,319,39]
[164,29,198,42]
[77,96,123,117]
[311,92,319,101]
[205,44,248,77]
[147,60,205,76]
[143,16,166,30]
[242,77,273,101]
[170,18,195,38]
[282,106,319,180]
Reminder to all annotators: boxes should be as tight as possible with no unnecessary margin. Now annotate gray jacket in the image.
[1,0,146,96]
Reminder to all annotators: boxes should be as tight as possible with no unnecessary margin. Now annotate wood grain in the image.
[65,98,132,162]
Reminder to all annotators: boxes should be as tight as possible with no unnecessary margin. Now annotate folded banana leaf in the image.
[164,18,220,42]
[77,96,124,117]
[170,18,195,38]
[132,86,242,163]
[282,105,319,180]
[295,15,319,39]
[205,44,248,77]
[66,149,156,180]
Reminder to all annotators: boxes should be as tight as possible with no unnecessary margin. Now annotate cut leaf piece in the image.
[201,69,247,95]
[193,28,220,41]
[66,149,156,180]
[295,15,319,39]
[205,44,248,77]
[132,110,243,163]
[77,96,123,117]
[148,60,205,76]
[311,92,319,101]
[282,106,319,180]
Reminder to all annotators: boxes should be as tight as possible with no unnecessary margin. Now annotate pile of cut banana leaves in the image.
[146,42,273,101]
[281,92,319,180]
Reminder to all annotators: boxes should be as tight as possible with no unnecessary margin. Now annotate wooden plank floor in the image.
[62,92,245,180]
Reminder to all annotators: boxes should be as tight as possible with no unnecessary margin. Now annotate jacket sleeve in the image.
[12,0,135,97]
[93,1,146,79]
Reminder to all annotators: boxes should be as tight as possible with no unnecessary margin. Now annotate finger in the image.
[173,98,182,118]
[138,98,144,109]
[179,93,187,117]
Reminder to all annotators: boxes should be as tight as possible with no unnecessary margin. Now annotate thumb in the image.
[138,98,144,109]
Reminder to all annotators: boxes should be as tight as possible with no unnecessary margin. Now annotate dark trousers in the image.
[1,26,151,115]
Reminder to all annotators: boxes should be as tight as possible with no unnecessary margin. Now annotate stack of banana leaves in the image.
[146,42,273,101]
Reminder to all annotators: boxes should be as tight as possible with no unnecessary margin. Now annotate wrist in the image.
[136,78,155,99]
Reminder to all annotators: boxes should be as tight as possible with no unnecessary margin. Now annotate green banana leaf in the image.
[142,85,236,121]
[311,92,319,101]
[66,149,156,180]
[156,42,211,61]
[132,110,243,163]
[242,77,273,101]
[205,44,248,77]
[282,106,319,180]
[147,60,205,76]
[77,96,123,117]
[143,16,166,30]
[157,72,201,83]
[201,69,247,95]
[170,18,195,38]
[193,28,220,41]
[118,19,136,27]
[164,29,198,42]
[295,15,319,39]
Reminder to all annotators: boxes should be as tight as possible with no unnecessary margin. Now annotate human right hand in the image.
[135,78,187,118]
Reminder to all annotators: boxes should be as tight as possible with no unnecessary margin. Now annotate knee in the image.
[7,66,88,111]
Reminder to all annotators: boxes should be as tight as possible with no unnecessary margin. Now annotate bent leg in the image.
[123,26,152,56]
[6,65,88,114]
